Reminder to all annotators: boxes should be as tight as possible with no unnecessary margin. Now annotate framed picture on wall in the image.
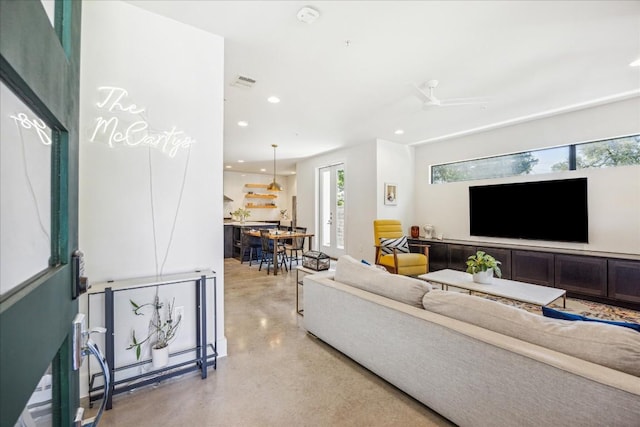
[384,183,397,205]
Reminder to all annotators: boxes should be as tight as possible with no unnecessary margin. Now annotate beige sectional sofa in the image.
[303,255,640,427]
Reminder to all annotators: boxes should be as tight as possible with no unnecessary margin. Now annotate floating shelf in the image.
[246,194,277,199]
[244,183,278,208]
[246,203,277,209]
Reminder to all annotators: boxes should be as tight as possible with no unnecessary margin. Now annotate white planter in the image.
[151,345,170,369]
[472,269,493,284]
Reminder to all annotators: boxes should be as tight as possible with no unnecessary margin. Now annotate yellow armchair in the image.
[373,219,429,276]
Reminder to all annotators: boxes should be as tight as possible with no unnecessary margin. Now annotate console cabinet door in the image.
[555,255,607,297]
[427,242,448,271]
[609,259,640,303]
[448,245,477,272]
[512,250,554,286]
[477,247,512,279]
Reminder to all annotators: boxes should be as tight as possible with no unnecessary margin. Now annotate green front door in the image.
[0,1,81,426]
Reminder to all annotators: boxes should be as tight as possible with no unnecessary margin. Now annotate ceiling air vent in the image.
[231,75,256,88]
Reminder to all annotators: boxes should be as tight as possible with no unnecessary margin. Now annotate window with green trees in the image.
[431,134,639,184]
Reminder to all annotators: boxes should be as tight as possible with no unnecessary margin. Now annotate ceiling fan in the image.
[413,80,489,108]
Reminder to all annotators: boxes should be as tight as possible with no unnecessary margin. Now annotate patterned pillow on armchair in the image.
[379,236,410,255]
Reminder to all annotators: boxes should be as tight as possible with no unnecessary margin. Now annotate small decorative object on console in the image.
[423,224,434,239]
[410,226,420,238]
[302,251,330,271]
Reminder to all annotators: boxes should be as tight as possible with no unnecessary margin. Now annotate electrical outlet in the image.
[175,306,184,321]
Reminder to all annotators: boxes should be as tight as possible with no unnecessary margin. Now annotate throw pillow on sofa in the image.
[335,255,431,308]
[422,290,640,377]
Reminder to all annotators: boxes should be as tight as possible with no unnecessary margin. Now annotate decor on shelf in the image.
[384,183,397,205]
[423,224,434,239]
[244,183,279,208]
[466,250,502,284]
[267,144,283,191]
[410,226,420,238]
[232,207,251,223]
[127,295,182,368]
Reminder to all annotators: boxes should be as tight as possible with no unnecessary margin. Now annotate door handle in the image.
[72,314,110,426]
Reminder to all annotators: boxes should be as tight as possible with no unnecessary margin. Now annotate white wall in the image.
[414,97,640,254]
[223,171,293,222]
[376,139,415,234]
[79,0,226,395]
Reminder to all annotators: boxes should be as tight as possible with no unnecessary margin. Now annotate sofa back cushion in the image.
[422,290,640,377]
[335,255,431,307]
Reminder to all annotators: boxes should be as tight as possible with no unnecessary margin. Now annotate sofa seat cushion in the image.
[378,253,426,267]
[422,290,640,376]
[335,255,431,307]
[378,253,428,276]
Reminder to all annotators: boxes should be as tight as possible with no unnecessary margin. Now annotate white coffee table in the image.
[418,269,566,307]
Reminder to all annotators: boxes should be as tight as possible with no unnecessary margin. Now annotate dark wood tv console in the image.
[409,237,640,310]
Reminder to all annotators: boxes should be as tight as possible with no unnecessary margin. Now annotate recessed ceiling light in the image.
[225,165,232,169]
[260,168,266,172]
[267,96,280,104]
[394,129,404,135]
[237,121,249,127]
[238,160,245,163]
[630,58,640,67]
[291,171,296,175]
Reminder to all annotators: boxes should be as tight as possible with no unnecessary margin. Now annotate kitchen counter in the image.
[224,221,278,227]
[224,222,279,259]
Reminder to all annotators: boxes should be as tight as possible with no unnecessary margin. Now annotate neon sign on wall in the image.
[89,87,195,157]
[10,113,52,145]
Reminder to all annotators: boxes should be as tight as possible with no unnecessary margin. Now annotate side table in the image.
[295,266,334,316]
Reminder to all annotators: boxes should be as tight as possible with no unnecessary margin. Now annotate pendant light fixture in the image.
[267,144,283,191]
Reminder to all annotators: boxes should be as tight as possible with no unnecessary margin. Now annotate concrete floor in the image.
[96,258,454,426]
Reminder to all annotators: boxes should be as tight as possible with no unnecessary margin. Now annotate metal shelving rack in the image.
[87,270,217,410]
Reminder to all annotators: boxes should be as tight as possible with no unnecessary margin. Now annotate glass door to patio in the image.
[318,163,345,259]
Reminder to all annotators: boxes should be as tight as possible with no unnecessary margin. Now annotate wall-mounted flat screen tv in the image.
[469,178,588,243]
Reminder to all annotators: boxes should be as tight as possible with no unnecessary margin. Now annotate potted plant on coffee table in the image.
[466,250,502,284]
[127,295,182,369]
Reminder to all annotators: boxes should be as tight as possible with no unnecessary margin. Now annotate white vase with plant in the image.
[232,207,251,223]
[127,295,182,369]
[466,251,502,284]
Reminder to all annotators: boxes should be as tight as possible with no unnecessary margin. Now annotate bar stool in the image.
[241,230,261,266]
